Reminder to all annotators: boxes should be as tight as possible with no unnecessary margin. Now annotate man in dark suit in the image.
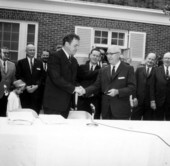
[16,44,44,114]
[150,52,170,120]
[43,33,82,118]
[77,48,101,119]
[0,47,16,116]
[80,45,135,120]
[131,53,156,120]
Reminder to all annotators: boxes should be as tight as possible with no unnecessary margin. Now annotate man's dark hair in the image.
[88,48,101,57]
[62,33,80,46]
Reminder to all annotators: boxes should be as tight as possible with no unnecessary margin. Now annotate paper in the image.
[39,114,66,124]
[8,111,36,125]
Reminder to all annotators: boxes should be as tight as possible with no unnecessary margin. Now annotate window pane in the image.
[27,34,35,44]
[3,41,10,48]
[102,31,108,38]
[11,42,18,50]
[10,51,18,61]
[118,40,124,46]
[12,24,19,33]
[95,31,101,37]
[119,33,124,39]
[111,39,117,45]
[4,23,11,32]
[3,32,11,41]
[28,24,35,33]
[11,33,19,42]
[94,37,100,44]
[112,32,118,38]
[102,38,108,44]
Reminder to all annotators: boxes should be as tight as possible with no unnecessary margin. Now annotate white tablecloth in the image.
[0,117,170,166]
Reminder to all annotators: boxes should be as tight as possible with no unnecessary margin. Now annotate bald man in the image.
[150,52,170,120]
[16,44,44,114]
[131,53,157,120]
[83,45,135,120]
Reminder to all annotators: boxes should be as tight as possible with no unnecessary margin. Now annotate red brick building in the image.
[0,0,170,67]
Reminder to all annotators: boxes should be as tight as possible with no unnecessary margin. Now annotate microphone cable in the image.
[94,121,170,148]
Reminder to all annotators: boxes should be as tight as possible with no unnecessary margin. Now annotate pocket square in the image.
[36,68,41,70]
[118,77,125,79]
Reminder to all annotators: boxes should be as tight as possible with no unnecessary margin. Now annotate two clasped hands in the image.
[75,86,119,97]
[75,86,86,96]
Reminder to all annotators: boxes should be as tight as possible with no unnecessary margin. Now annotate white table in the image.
[0,117,170,166]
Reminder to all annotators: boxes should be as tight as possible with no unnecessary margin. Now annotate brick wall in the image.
[0,8,170,64]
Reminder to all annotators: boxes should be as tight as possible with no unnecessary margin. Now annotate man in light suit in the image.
[16,44,44,114]
[0,47,16,116]
[81,45,136,120]
[131,53,156,120]
[43,33,82,118]
[77,48,101,118]
[150,52,170,120]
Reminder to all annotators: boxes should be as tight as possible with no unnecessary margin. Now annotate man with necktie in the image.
[16,44,44,114]
[150,52,170,120]
[80,45,136,120]
[77,48,101,118]
[43,33,83,118]
[131,53,156,120]
[0,47,16,116]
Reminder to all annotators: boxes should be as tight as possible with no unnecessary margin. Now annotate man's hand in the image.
[133,98,138,107]
[107,89,119,97]
[150,100,156,110]
[26,85,38,93]
[75,86,86,96]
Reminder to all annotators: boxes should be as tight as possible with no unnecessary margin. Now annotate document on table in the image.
[39,114,66,124]
[8,111,36,125]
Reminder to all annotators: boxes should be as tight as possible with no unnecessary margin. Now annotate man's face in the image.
[26,45,35,58]
[41,51,49,63]
[106,52,120,65]
[163,53,170,67]
[89,50,101,65]
[146,53,156,67]
[65,38,79,56]
[1,48,9,61]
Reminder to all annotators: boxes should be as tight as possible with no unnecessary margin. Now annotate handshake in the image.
[75,86,86,96]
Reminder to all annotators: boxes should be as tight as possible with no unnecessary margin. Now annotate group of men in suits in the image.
[1,33,170,121]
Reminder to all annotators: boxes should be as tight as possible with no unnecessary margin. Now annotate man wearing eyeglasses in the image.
[82,45,135,120]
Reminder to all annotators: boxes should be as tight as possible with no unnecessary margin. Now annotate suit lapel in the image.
[111,62,123,80]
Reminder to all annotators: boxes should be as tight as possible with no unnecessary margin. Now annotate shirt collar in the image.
[111,60,121,72]
[89,62,97,70]
[62,48,70,59]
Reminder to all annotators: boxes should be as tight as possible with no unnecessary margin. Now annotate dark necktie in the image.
[30,59,33,73]
[166,66,169,80]
[112,66,115,77]
[90,65,93,71]
[146,67,150,77]
[3,61,6,73]
[69,56,72,63]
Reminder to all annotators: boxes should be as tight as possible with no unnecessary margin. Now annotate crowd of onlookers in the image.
[0,33,169,121]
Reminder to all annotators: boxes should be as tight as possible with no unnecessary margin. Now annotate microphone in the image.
[86,103,98,126]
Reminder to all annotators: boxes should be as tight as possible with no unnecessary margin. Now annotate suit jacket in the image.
[15,58,44,112]
[0,60,16,94]
[150,65,170,107]
[86,61,136,118]
[135,66,155,105]
[77,62,101,96]
[43,49,78,113]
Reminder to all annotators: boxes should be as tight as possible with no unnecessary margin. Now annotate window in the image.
[0,20,38,62]
[0,22,19,61]
[94,29,128,49]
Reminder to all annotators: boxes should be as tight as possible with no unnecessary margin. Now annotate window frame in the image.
[0,19,38,61]
[93,28,128,49]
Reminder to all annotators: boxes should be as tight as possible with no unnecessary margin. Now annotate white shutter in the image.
[75,26,93,57]
[129,31,146,61]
